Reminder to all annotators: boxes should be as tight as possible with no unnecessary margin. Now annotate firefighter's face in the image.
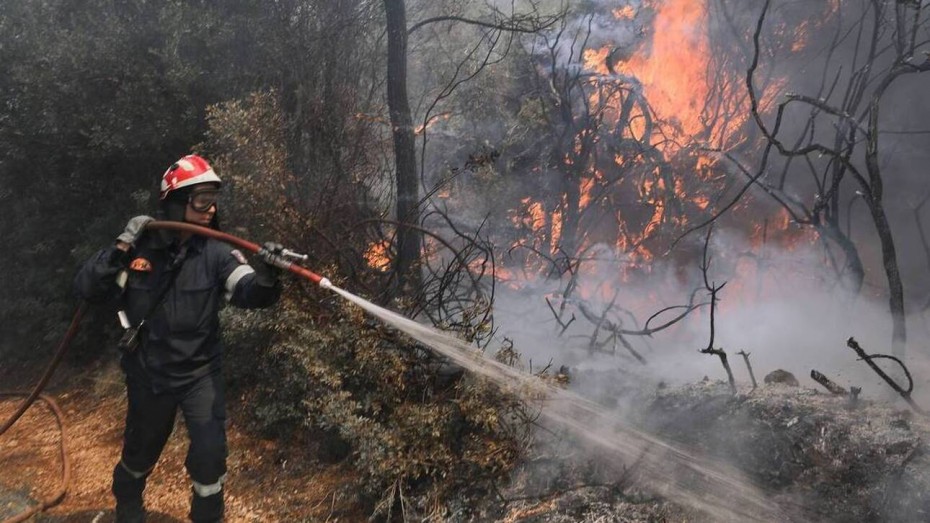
[184,184,218,226]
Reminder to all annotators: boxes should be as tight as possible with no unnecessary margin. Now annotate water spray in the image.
[1,221,793,522]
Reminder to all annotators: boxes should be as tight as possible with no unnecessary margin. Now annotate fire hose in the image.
[0,221,330,523]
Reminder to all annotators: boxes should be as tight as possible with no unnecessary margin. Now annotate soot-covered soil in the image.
[499,378,930,522]
[645,380,930,521]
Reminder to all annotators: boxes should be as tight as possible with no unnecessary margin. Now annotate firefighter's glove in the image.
[116,215,155,247]
[254,242,285,287]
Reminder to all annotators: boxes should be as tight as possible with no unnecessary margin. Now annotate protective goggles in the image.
[188,190,220,212]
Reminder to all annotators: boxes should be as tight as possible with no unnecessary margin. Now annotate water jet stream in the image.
[330,286,793,522]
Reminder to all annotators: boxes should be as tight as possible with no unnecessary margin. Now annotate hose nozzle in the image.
[281,248,309,262]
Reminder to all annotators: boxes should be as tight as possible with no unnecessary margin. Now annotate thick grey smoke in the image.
[491,231,930,404]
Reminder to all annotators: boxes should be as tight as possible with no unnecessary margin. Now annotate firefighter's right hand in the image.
[254,242,285,287]
[116,215,154,248]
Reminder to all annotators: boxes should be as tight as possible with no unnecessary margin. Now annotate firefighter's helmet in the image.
[159,154,222,200]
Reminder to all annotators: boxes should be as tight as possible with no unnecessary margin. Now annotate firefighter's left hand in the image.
[254,242,285,286]
[116,215,154,248]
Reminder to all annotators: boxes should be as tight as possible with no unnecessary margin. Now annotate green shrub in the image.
[224,292,530,518]
[210,91,532,518]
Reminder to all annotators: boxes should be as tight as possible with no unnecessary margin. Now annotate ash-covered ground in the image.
[492,377,929,523]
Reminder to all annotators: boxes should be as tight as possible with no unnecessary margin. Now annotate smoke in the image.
[491,229,930,404]
[467,0,930,369]
[528,1,647,67]
[484,229,930,518]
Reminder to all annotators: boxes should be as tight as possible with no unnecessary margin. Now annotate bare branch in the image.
[408,12,562,36]
[698,226,736,393]
[545,296,575,335]
[737,350,758,389]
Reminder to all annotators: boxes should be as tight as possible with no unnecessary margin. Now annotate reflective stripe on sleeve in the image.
[224,265,254,302]
[192,473,227,497]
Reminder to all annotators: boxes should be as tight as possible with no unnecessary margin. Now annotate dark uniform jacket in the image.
[75,231,280,391]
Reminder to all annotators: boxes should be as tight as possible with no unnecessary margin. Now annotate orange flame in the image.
[613,6,636,20]
[583,0,788,149]
[364,241,391,272]
[614,0,713,139]
[414,112,452,136]
[523,198,547,231]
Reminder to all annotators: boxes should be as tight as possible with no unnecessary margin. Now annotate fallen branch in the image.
[615,333,647,365]
[810,369,848,395]
[846,337,925,415]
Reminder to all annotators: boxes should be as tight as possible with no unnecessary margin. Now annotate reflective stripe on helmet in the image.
[224,265,254,302]
[192,473,227,497]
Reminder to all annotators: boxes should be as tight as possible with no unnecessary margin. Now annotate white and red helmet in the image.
[159,154,222,200]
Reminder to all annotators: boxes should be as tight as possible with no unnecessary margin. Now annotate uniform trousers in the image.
[113,369,227,522]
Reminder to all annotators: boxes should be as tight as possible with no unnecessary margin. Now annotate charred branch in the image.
[614,333,647,365]
[699,226,736,394]
[701,346,736,394]
[575,301,647,364]
[567,291,706,339]
[846,337,925,415]
[737,350,758,389]
[545,296,575,336]
[810,369,849,396]
[915,193,930,311]
[354,215,495,348]
[642,288,709,334]
[677,0,926,356]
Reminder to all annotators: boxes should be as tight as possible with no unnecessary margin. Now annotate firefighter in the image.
[74,154,283,522]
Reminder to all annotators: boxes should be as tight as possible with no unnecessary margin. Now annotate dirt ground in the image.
[0,359,366,522]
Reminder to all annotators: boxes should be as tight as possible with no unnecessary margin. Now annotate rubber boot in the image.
[189,488,224,522]
[113,463,147,523]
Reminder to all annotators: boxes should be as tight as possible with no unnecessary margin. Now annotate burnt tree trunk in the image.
[864,182,906,357]
[384,0,421,294]
[863,67,910,357]
[819,221,866,295]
